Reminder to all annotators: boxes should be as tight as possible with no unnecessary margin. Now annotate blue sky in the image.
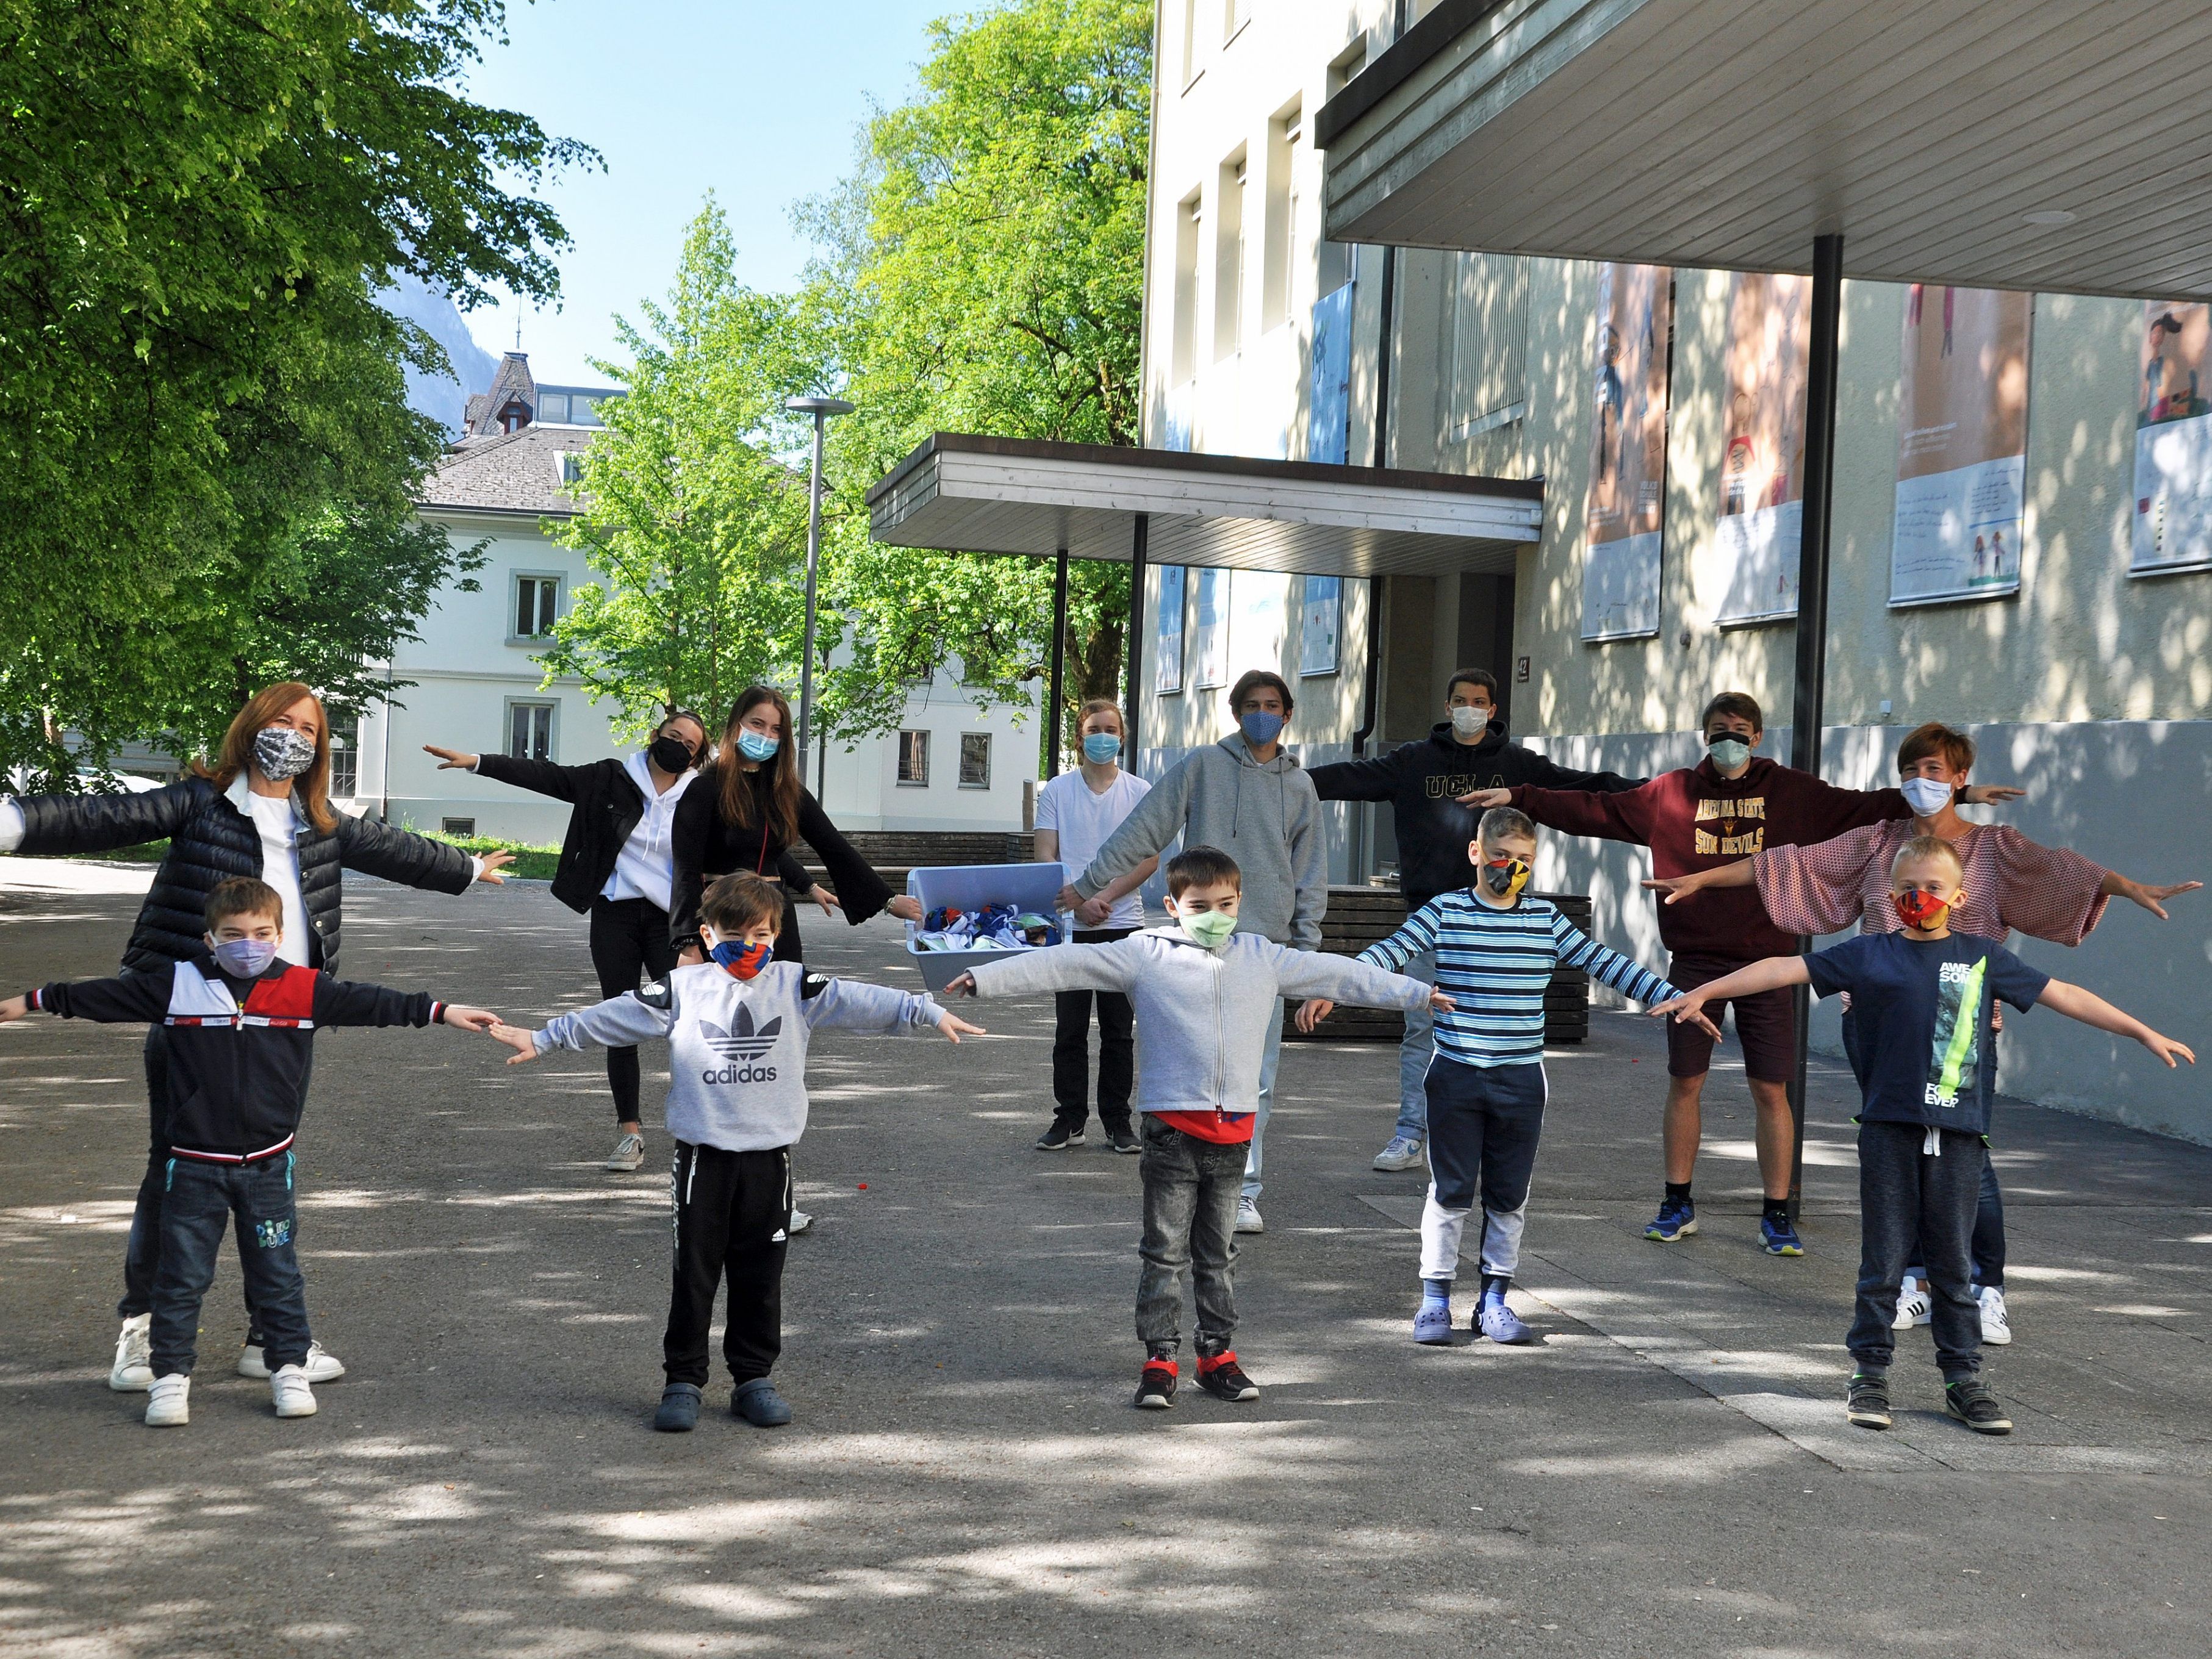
[456,0,943,385]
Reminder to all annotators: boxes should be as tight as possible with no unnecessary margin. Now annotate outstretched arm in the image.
[2038,979,2195,1067]
[2098,868,2203,923]
[1643,858,1756,905]
[957,937,1141,1000]
[1648,955,1809,1026]
[13,973,172,1023]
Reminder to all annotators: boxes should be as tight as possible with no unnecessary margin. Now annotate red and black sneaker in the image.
[1196,1350,1260,1402]
[1134,1356,1178,1410]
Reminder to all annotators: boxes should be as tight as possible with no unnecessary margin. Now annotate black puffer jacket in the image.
[13,776,475,975]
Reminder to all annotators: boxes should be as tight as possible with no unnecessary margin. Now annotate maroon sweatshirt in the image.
[1510,756,1909,961]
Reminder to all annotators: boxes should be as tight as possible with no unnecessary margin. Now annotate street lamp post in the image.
[786,395,854,794]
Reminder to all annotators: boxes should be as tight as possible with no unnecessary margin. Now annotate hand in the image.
[677,944,703,967]
[1641,872,1706,905]
[2142,1031,2196,1068]
[1648,992,1712,1031]
[440,1005,500,1032]
[808,883,842,919]
[1956,784,2024,806]
[1055,882,1084,914]
[1454,787,1513,809]
[935,1009,987,1043]
[887,895,924,923]
[1678,1007,1724,1041]
[486,1022,540,1065]
[1295,997,1334,1033]
[0,994,28,1023]
[1428,988,1457,1014]
[475,850,514,884]
[1075,894,1115,928]
[2119,877,2202,921]
[942,972,977,998]
[423,744,479,772]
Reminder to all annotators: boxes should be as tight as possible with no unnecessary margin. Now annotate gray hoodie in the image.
[965,928,1427,1117]
[534,961,943,1152]
[1071,735,1327,948]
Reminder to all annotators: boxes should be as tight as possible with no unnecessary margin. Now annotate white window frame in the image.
[504,698,558,764]
[896,729,931,787]
[509,571,563,643]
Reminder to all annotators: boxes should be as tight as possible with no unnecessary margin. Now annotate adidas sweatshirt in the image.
[534,961,944,1152]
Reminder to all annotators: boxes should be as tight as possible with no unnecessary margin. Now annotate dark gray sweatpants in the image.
[1847,1121,1985,1377]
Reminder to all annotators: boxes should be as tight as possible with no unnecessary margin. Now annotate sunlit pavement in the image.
[3,870,2208,1657]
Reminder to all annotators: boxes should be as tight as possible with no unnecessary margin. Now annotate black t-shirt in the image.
[1804,931,2049,1136]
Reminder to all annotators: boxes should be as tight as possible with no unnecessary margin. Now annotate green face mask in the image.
[1176,906,1238,950]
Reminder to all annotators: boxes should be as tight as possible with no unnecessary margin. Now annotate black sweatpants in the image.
[666,1141,792,1388]
[591,897,679,1125]
[1847,1121,1986,1377]
[1052,926,1137,1131]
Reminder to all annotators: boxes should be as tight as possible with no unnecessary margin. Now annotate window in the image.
[442,817,476,837]
[553,452,586,489]
[1171,192,1202,385]
[1224,0,1250,41]
[572,395,603,427]
[508,701,555,762]
[897,729,930,786]
[1180,0,1200,86]
[958,733,992,789]
[1262,104,1299,334]
[1215,152,1246,364]
[1299,576,1343,676]
[1155,565,1187,693]
[538,391,570,423]
[1191,568,1228,687]
[328,713,359,800]
[513,574,560,639]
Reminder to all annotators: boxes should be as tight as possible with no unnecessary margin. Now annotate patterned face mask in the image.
[1894,887,1952,931]
[253,725,317,782]
[1482,857,1532,900]
[708,937,774,980]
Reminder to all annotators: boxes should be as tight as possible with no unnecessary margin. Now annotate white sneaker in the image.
[788,1209,813,1236]
[144,1374,190,1427]
[1978,1285,2013,1345]
[271,1363,317,1418]
[109,1313,153,1392]
[605,1132,646,1172]
[239,1339,345,1383]
[1372,1135,1424,1172]
[1235,1197,1265,1234]
[1892,1277,1932,1329]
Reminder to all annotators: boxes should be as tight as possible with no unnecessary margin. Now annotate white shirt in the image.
[1036,767,1152,930]
[598,751,695,914]
[236,781,312,966]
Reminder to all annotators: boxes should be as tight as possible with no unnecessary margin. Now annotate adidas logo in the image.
[700,1006,781,1062]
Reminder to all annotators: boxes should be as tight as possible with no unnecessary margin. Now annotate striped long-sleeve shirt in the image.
[1357,892,1679,1068]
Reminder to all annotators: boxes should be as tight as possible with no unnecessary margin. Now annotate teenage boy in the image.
[1030,698,1157,1153]
[488,872,982,1432]
[1061,670,1326,1234]
[950,846,1444,1410]
[1310,668,1643,1172]
[1299,808,1708,1344]
[1651,836,2193,1434]
[1466,690,2017,1255]
[1,877,499,1427]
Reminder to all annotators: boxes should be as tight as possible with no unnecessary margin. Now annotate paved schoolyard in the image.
[2,864,2208,1657]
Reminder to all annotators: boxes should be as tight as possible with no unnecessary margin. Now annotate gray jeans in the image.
[1847,1120,1985,1377]
[1137,1116,1245,1354]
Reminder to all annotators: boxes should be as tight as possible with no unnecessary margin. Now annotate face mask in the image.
[1707,735,1751,772]
[708,937,775,980]
[648,734,695,775]
[1081,733,1122,765]
[1900,776,1953,816]
[209,936,279,978]
[1481,856,1532,900]
[1239,711,1285,747]
[1174,906,1238,951]
[1449,705,1491,736]
[253,726,317,782]
[736,729,780,762]
[1894,888,1952,931]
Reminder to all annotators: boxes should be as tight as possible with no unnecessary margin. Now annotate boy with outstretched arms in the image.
[1301,808,1712,1346]
[488,871,981,1432]
[1652,836,2193,1435]
[946,847,1446,1410]
[0,876,499,1427]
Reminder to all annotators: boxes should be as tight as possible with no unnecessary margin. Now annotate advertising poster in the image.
[2132,301,2212,575]
[1190,568,1229,687]
[1299,575,1342,675]
[1153,565,1185,693]
[1714,272,1809,625]
[1890,286,2031,604]
[1579,263,1672,640]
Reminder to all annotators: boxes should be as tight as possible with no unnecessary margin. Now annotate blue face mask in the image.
[708,938,774,980]
[736,729,780,762]
[1239,711,1285,747]
[209,937,279,978]
[1080,733,1121,764]
[1707,735,1751,772]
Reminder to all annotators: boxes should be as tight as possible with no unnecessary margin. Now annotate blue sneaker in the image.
[1413,1300,1454,1345]
[1643,1196,1698,1242]
[1760,1214,1806,1256]
[1476,1286,1534,1345]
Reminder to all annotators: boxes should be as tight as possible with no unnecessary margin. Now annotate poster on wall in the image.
[1190,568,1229,687]
[1154,565,1186,693]
[1308,284,1354,464]
[1714,272,1809,625]
[1890,286,2032,605]
[1230,570,1286,673]
[1299,575,1343,675]
[1579,262,1672,641]
[2132,300,2212,575]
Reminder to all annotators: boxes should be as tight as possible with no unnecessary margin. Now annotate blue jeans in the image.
[1394,949,1438,1140]
[1241,1002,1286,1203]
[152,1153,312,1378]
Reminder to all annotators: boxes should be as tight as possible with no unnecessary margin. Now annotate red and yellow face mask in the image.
[1482,856,1532,900]
[1893,886,1953,931]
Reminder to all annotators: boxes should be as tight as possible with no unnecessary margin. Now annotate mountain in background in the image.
[381,274,501,437]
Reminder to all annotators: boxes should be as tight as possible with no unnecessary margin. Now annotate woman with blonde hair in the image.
[1,681,511,1392]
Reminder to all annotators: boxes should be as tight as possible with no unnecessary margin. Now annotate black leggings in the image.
[591,898,680,1125]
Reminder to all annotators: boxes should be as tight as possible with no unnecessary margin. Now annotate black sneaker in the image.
[1105,1125,1140,1155]
[1944,1378,2013,1435]
[1133,1357,1177,1410]
[1196,1352,1260,1402]
[1845,1371,1892,1430]
[1035,1122,1085,1150]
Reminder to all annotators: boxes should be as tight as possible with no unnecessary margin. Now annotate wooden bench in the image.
[792,831,1035,885]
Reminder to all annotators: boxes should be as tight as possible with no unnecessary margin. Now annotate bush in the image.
[422,833,561,883]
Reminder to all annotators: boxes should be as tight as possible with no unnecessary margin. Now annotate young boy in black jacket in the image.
[1,877,497,1427]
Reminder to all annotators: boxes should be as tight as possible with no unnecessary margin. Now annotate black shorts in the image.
[1665,952,1797,1083]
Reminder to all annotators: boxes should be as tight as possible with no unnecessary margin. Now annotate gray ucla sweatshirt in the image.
[965,928,1427,1116]
[535,961,944,1152]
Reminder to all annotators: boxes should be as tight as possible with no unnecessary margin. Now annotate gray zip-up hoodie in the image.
[965,928,1427,1116]
[1071,735,1327,948]
[534,961,943,1152]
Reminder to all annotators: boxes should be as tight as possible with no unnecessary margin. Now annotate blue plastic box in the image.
[902,862,1075,994]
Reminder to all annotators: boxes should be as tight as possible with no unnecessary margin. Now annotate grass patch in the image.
[421,833,561,883]
[57,838,170,864]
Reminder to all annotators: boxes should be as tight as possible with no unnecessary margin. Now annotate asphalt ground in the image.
[2,863,2208,1658]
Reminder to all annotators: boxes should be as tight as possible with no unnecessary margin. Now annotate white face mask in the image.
[1900,776,1953,815]
[1449,705,1491,736]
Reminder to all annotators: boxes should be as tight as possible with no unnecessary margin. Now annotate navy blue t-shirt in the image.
[1804,931,2049,1136]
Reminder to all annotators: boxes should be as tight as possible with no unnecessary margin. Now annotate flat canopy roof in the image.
[1317,0,2212,299]
[866,433,1544,577]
